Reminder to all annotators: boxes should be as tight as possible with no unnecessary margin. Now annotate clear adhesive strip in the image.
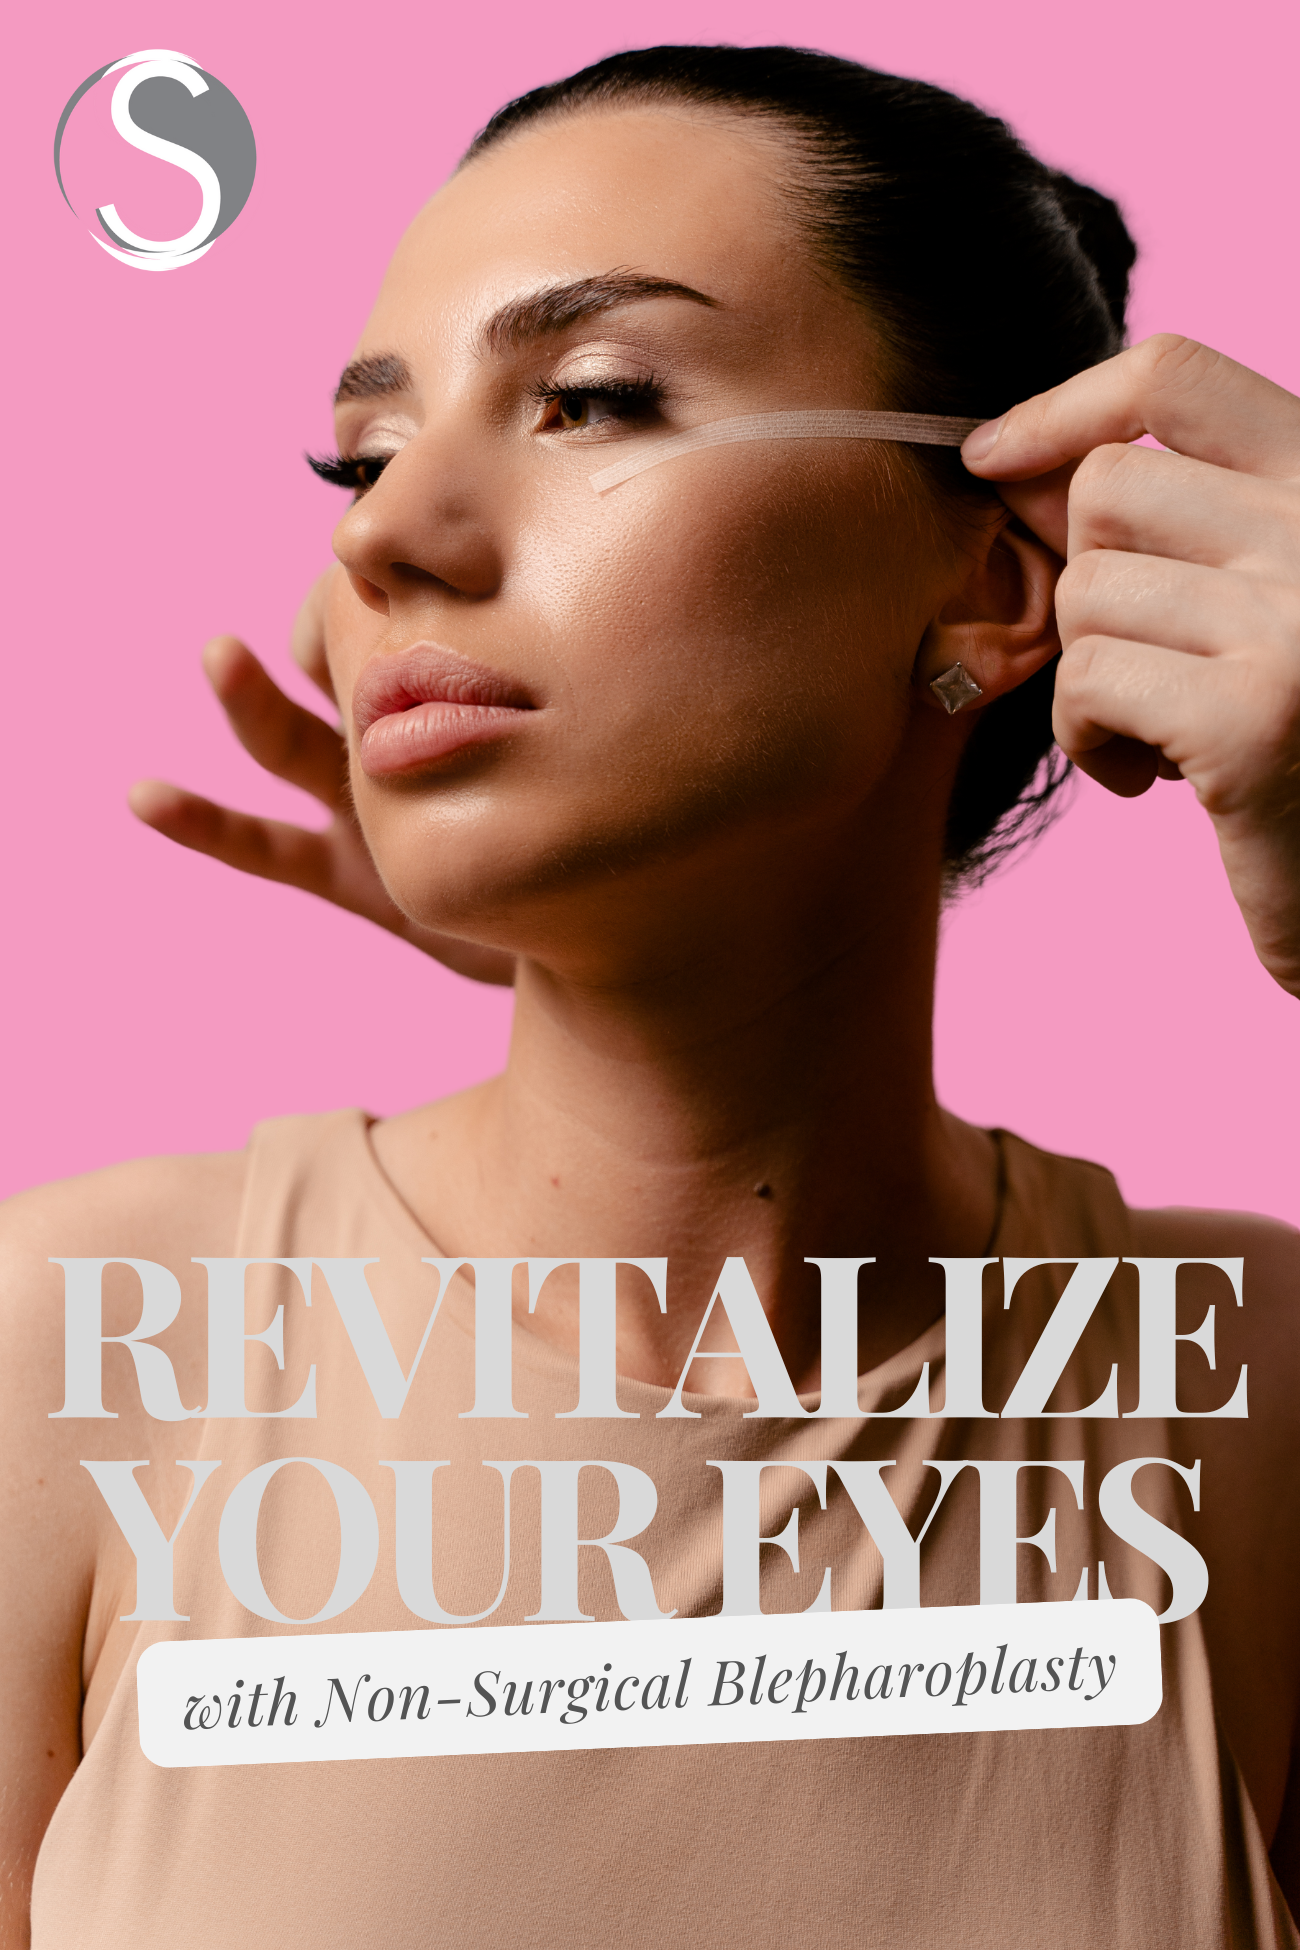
[589,410,985,494]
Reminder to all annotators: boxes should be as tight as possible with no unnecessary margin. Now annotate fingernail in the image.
[962,415,1005,463]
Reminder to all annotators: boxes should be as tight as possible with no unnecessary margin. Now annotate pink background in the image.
[6,0,1299,1219]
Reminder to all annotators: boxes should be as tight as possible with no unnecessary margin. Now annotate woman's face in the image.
[327,106,972,970]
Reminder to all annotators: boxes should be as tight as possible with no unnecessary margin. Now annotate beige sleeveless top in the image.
[31,1110,1298,1948]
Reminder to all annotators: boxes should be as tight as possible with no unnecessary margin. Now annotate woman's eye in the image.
[533,378,663,434]
[306,451,392,493]
[552,390,617,429]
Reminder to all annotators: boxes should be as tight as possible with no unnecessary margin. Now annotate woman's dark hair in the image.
[465,45,1137,885]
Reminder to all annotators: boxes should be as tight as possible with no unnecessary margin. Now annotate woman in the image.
[6,43,1300,1948]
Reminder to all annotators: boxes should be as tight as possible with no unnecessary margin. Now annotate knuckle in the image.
[1133,332,1225,395]
[1053,552,1108,634]
[1067,444,1139,521]
[1054,633,1105,696]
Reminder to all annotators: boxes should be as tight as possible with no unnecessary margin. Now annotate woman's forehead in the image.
[360,107,830,356]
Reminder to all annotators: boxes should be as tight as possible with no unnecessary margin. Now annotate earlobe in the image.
[914,516,1063,712]
[929,662,985,714]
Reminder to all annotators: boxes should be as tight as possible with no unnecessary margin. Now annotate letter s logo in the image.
[54,50,256,271]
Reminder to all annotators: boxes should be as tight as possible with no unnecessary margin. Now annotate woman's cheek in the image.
[325,571,386,715]
[560,469,915,735]
[341,461,933,928]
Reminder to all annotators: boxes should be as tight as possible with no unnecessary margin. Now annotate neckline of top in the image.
[343,1107,1026,1410]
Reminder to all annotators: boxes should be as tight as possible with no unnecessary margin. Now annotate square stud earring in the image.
[930,661,984,714]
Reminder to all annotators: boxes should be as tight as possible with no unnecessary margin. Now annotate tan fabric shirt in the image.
[31,1110,1300,1947]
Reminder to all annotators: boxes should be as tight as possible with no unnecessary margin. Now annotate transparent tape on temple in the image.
[589,410,985,494]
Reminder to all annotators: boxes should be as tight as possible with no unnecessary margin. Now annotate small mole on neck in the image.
[753,1182,773,1199]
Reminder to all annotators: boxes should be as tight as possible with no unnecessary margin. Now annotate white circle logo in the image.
[54,49,256,271]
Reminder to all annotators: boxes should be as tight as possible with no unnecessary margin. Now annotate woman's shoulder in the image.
[993,1129,1300,1409]
[1127,1200,1300,1422]
[0,1145,248,1268]
[1128,1199,1300,1264]
[0,1106,387,1271]
[0,1149,249,1439]
[1127,1199,1300,1315]
[1000,1127,1300,1277]
[0,1104,387,1363]
[0,1146,252,1893]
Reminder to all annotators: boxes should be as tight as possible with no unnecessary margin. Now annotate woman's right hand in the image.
[128,567,516,986]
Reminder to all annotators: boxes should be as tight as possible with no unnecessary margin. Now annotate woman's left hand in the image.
[962,334,1300,998]
[128,568,516,986]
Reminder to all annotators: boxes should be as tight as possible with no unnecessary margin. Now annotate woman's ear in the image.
[913,515,1063,709]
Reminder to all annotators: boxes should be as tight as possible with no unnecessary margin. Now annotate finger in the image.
[290,567,339,703]
[132,778,414,929]
[202,637,348,808]
[1064,444,1300,572]
[1051,636,1196,797]
[1057,551,1300,662]
[1078,742,1187,793]
[131,779,519,985]
[963,336,1300,485]
[992,462,1077,558]
[1051,633,1253,804]
[1069,734,1163,798]
[408,934,517,986]
[129,779,346,894]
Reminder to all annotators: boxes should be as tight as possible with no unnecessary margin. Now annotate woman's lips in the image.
[352,644,536,778]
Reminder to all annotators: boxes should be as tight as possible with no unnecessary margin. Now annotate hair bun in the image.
[1045,169,1136,338]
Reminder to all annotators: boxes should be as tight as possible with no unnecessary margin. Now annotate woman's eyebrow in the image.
[476,272,719,355]
[334,353,414,403]
[332,276,718,403]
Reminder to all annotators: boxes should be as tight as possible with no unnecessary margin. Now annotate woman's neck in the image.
[371,830,998,1393]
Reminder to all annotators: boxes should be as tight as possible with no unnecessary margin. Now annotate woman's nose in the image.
[331,433,504,616]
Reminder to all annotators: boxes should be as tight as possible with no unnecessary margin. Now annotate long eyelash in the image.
[529,375,664,413]
[305,377,663,493]
[307,451,391,491]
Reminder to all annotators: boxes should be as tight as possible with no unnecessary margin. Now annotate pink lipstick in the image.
[352,644,535,778]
